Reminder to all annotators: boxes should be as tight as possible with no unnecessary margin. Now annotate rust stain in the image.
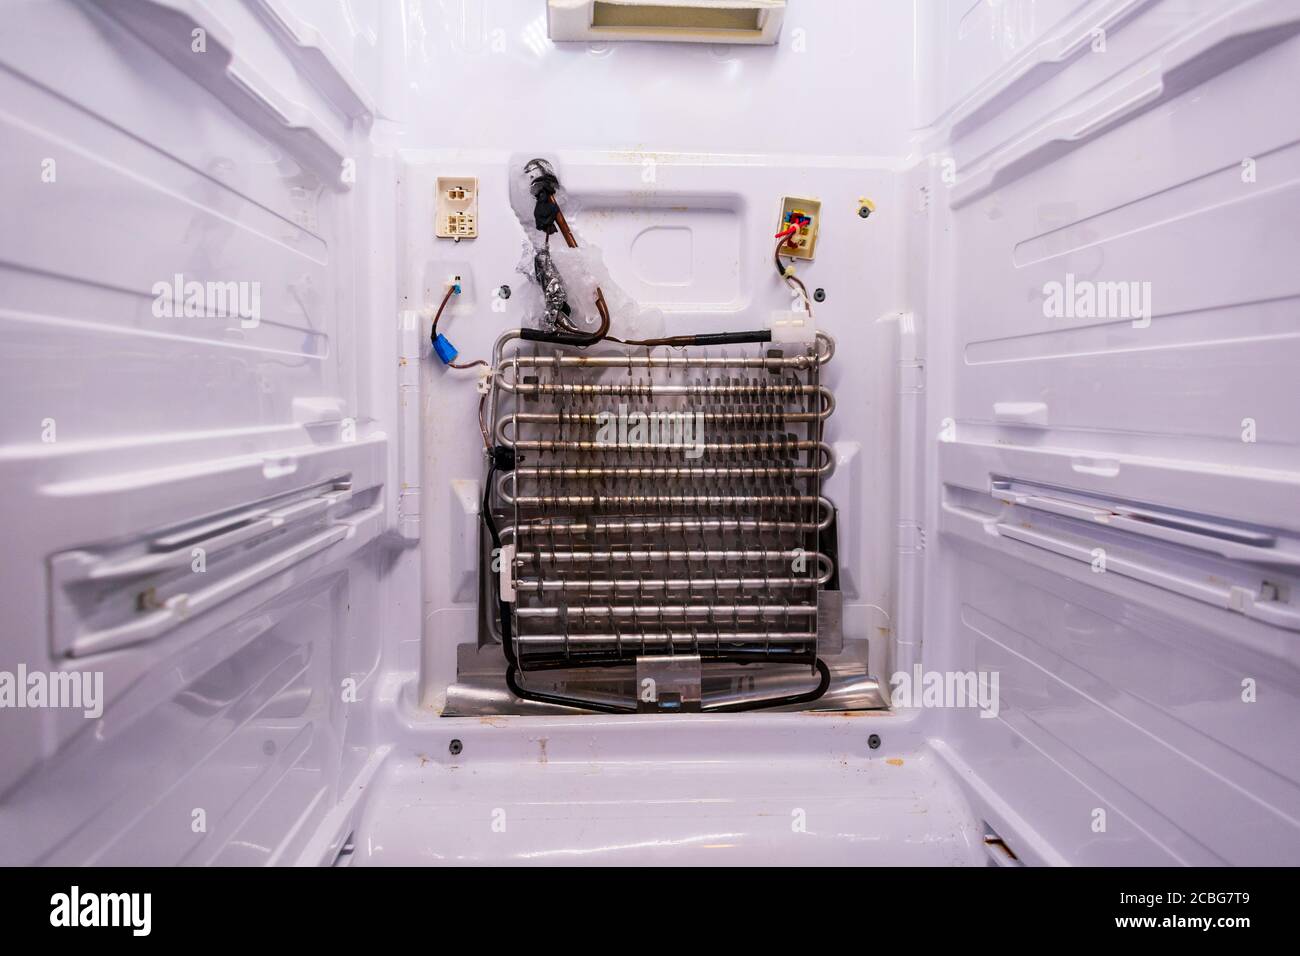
[886,758,904,767]
[416,753,431,767]
[478,716,508,727]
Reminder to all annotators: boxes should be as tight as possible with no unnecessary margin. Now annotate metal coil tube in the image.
[513,548,830,565]
[514,631,817,647]
[516,604,819,619]
[513,571,830,593]
[501,509,834,539]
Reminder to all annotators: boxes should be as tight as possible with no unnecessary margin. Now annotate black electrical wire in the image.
[513,648,816,671]
[704,658,832,713]
[508,656,829,713]
[480,460,513,663]
[612,330,774,348]
[505,666,635,714]
[481,457,635,713]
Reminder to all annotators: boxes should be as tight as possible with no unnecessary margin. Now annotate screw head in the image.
[858,206,872,219]
[813,288,826,303]
[449,739,463,756]
[498,284,512,300]
[868,733,881,750]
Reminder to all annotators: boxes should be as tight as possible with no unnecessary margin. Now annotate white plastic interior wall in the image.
[2,0,1298,866]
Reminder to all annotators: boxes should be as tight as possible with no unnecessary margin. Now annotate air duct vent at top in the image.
[548,0,786,45]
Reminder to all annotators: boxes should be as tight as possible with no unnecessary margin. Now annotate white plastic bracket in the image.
[769,311,816,344]
[499,544,516,603]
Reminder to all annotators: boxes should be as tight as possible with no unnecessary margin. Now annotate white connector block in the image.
[770,311,816,344]
[436,176,478,240]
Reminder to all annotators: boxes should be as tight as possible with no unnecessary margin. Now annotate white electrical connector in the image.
[435,177,478,240]
[769,311,816,344]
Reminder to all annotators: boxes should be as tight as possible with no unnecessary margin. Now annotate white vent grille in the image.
[548,0,786,45]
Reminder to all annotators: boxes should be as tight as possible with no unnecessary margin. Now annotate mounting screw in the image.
[858,206,872,219]
[498,284,512,300]
[449,739,463,756]
[813,288,826,302]
[867,734,881,750]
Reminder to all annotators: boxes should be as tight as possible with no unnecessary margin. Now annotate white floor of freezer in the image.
[350,712,987,865]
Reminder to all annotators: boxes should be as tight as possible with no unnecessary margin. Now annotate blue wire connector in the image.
[432,333,458,365]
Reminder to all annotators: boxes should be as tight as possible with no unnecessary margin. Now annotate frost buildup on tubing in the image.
[510,156,665,343]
